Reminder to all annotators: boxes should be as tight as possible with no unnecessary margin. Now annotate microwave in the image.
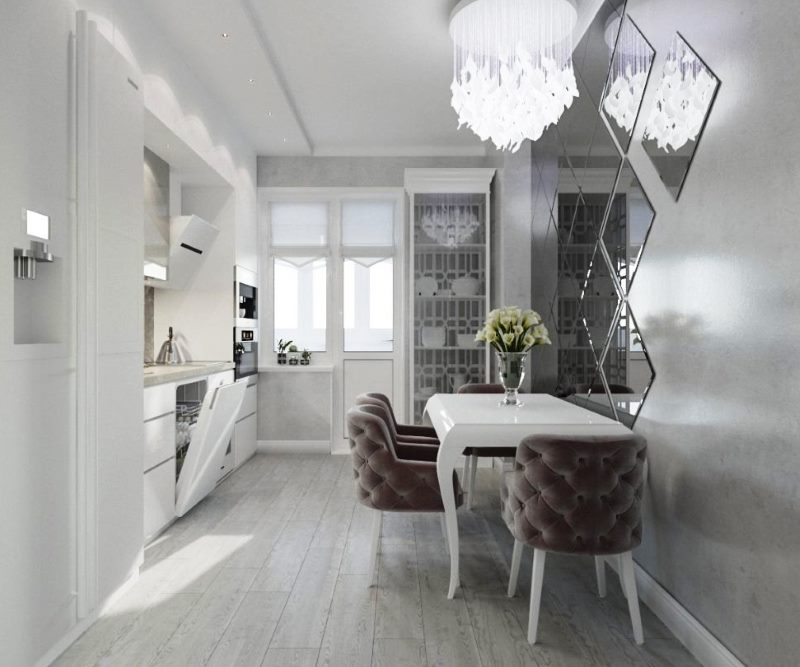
[235,265,258,328]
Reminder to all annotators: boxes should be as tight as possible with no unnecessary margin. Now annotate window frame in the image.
[259,188,405,366]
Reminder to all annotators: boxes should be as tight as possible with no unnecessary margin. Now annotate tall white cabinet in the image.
[404,169,496,421]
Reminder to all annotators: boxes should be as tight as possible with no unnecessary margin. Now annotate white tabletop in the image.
[425,393,630,448]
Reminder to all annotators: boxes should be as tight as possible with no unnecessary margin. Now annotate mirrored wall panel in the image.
[530,0,658,426]
[602,159,655,295]
[600,14,655,153]
[642,33,720,199]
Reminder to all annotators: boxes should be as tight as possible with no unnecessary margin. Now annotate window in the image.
[273,257,327,351]
[343,257,393,351]
[266,194,398,357]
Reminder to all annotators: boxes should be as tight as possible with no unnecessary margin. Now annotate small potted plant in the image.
[288,344,300,365]
[277,339,292,365]
[300,349,312,366]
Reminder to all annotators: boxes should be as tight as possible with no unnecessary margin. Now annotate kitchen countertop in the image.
[143,361,235,387]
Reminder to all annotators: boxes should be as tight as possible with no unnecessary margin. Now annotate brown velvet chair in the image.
[457,383,517,509]
[501,433,647,644]
[346,405,463,586]
[354,392,439,446]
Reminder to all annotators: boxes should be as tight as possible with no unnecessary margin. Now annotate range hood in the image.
[161,214,219,289]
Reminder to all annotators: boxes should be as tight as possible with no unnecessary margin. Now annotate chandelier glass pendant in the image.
[449,0,579,153]
[643,34,718,152]
[602,16,654,135]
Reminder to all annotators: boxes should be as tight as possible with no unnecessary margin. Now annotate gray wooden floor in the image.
[55,454,699,667]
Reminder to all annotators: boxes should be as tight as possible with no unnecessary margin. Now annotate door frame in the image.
[258,187,407,453]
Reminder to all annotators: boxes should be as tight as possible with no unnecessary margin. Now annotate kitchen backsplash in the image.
[144,285,154,363]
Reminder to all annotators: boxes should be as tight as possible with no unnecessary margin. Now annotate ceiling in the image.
[139,0,607,158]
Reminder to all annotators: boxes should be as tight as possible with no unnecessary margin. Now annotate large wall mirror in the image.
[531,1,656,427]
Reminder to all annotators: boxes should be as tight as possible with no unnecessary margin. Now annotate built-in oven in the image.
[234,326,258,379]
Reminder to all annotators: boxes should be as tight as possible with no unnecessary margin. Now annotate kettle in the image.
[156,326,185,364]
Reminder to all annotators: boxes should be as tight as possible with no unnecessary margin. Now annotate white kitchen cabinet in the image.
[143,412,176,472]
[234,412,257,467]
[234,378,257,468]
[143,458,176,543]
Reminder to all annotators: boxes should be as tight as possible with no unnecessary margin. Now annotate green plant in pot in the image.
[288,344,300,365]
[300,349,312,366]
[475,307,551,406]
[277,339,292,365]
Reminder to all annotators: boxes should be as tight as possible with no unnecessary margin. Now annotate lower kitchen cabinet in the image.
[143,457,176,542]
[234,412,257,467]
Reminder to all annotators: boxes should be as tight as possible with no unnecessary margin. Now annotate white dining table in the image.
[425,393,632,599]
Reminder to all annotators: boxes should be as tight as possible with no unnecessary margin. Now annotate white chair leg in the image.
[527,549,547,644]
[466,455,478,510]
[507,539,523,597]
[595,556,607,598]
[619,551,644,645]
[440,514,450,555]
[367,511,382,588]
[618,554,628,599]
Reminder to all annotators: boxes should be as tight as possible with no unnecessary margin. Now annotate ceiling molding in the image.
[311,144,488,158]
[240,0,313,154]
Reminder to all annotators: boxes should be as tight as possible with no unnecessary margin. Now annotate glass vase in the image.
[497,351,527,406]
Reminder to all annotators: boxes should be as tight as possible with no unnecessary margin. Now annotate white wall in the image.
[1,1,257,665]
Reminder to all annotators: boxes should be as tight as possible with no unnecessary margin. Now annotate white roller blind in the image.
[342,200,394,246]
[271,202,328,246]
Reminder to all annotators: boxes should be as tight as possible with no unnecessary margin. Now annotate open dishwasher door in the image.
[175,378,247,517]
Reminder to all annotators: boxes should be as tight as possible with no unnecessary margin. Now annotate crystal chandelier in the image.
[602,17,653,134]
[449,0,579,153]
[643,35,718,152]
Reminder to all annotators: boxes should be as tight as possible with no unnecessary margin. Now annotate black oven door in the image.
[234,340,258,379]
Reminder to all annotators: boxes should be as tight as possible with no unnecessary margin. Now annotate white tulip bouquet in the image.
[475,307,551,353]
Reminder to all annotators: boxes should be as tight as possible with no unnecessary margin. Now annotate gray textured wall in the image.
[613,2,800,665]
[257,372,331,441]
[257,155,495,188]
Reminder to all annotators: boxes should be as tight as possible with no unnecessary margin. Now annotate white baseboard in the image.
[257,439,330,454]
[36,566,141,667]
[604,557,744,667]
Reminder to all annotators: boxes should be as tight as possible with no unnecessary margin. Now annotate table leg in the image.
[437,443,460,599]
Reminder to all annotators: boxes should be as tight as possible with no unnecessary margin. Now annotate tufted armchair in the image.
[355,392,440,443]
[346,405,463,586]
[456,383,517,509]
[501,433,647,645]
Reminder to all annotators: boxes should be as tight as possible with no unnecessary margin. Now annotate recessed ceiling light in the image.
[266,111,272,117]
[283,138,287,143]
[249,78,255,84]
[221,32,230,38]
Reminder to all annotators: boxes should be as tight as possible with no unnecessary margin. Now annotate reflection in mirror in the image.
[642,33,720,199]
[597,305,655,426]
[602,159,655,294]
[600,14,655,153]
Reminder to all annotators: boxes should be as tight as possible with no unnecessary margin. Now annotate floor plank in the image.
[55,455,700,667]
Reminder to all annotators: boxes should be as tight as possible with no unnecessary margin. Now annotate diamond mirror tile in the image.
[597,305,655,427]
[600,14,655,154]
[641,32,721,199]
[602,159,655,295]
